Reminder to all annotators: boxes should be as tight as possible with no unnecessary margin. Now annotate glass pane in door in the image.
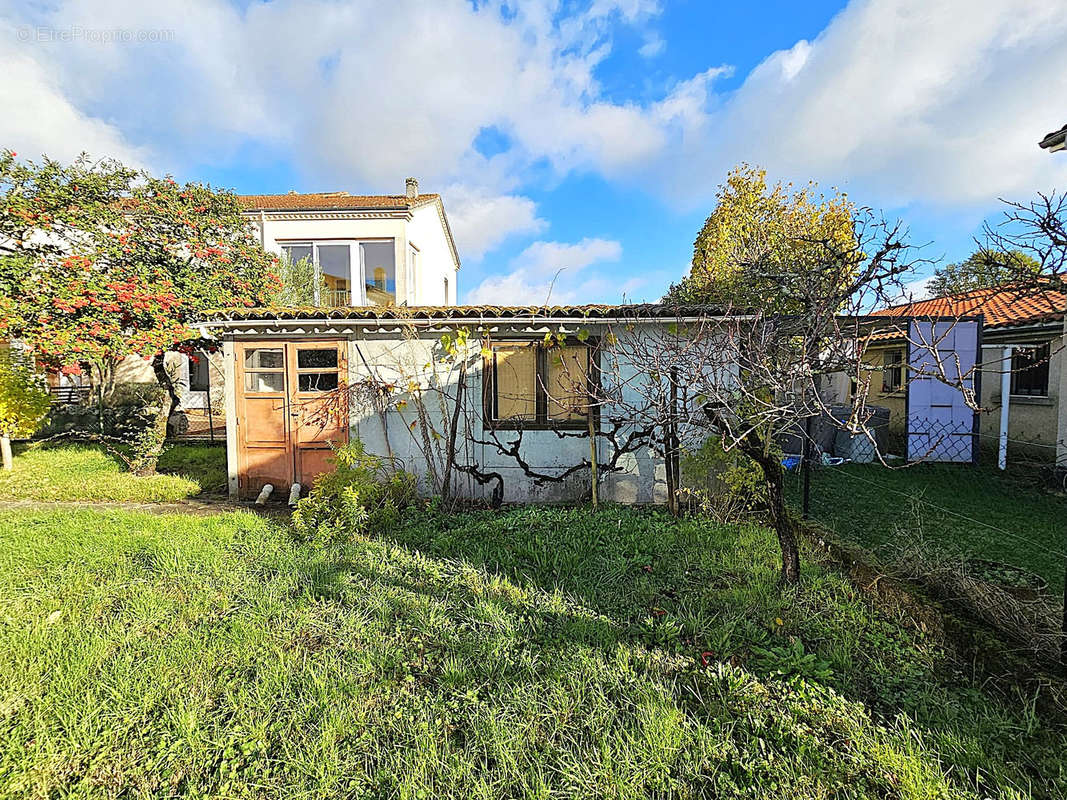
[318,245,352,307]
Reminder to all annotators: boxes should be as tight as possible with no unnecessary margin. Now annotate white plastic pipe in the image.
[288,483,302,508]
[255,484,274,505]
[999,346,1011,471]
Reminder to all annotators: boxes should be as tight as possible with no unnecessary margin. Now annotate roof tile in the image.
[238,191,440,212]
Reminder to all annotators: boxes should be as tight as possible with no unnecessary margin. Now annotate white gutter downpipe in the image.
[998,346,1012,470]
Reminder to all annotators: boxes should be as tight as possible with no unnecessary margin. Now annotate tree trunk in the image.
[0,435,12,471]
[152,352,181,423]
[760,456,801,585]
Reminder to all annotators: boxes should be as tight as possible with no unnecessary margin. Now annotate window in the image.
[294,346,341,394]
[189,351,210,392]
[243,348,285,393]
[485,341,593,427]
[278,240,395,306]
[361,242,396,306]
[882,349,903,393]
[318,244,351,307]
[1010,343,1050,397]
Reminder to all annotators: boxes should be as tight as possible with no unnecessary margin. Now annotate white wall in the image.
[407,203,458,306]
[223,323,682,503]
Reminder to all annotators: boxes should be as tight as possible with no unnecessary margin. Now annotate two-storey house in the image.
[105,179,460,435]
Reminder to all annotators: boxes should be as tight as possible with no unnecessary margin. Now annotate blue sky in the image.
[2,0,1066,305]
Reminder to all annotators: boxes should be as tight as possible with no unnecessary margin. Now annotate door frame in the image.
[232,338,349,498]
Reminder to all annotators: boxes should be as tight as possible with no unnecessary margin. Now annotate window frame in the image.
[882,348,904,394]
[482,338,599,431]
[278,238,396,307]
[1010,342,1051,398]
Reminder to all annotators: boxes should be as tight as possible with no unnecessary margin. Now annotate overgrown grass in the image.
[787,462,1067,592]
[0,505,1063,798]
[0,442,226,502]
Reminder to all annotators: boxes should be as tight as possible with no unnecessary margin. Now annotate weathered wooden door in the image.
[235,340,348,497]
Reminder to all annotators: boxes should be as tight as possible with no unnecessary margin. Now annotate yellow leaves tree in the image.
[665,164,855,311]
[0,350,50,470]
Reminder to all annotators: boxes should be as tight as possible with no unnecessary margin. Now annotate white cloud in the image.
[646,0,1067,209]
[5,0,1067,273]
[0,22,148,167]
[466,237,623,304]
[638,33,665,59]
[444,185,548,261]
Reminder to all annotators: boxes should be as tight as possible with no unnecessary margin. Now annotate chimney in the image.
[405,177,419,200]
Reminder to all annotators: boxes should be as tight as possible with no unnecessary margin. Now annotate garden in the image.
[0,443,1065,798]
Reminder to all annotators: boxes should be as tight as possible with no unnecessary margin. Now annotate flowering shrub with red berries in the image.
[0,150,280,378]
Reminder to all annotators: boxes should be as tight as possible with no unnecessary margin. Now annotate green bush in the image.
[291,440,417,546]
[679,434,769,520]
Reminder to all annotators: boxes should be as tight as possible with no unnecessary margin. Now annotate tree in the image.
[604,209,927,585]
[926,249,1041,297]
[269,252,326,307]
[0,349,50,470]
[665,164,855,311]
[0,151,280,472]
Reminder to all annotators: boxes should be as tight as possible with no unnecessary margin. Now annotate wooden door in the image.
[234,340,348,497]
[287,341,349,487]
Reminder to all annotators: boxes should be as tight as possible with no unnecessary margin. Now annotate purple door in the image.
[906,318,981,463]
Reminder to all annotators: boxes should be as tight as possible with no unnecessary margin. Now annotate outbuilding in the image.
[201,304,728,504]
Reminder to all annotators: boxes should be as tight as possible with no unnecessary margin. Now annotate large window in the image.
[280,240,395,307]
[882,349,903,393]
[1011,343,1050,397]
[361,242,396,306]
[485,341,593,428]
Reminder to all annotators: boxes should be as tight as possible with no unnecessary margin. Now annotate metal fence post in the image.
[802,414,813,519]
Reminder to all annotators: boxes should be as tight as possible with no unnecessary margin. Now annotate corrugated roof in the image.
[238,191,440,212]
[204,303,727,323]
[870,285,1065,329]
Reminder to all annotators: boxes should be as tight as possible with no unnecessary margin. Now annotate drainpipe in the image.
[258,210,266,247]
[998,346,1012,470]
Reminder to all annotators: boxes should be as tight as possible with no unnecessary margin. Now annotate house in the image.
[106,179,461,431]
[1039,123,1067,153]
[861,285,1066,463]
[201,304,724,504]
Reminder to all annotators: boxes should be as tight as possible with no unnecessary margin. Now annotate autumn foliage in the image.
[0,150,280,384]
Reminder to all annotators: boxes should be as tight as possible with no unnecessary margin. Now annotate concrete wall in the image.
[224,323,680,504]
[344,326,668,504]
[408,203,458,306]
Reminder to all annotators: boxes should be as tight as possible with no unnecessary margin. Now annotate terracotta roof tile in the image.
[870,285,1065,329]
[237,191,440,212]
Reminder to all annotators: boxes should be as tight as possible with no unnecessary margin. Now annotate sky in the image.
[1,0,1066,305]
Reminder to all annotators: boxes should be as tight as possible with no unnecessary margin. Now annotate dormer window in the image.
[280,240,396,307]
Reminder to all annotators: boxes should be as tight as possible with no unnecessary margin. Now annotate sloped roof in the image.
[870,285,1065,330]
[1039,123,1067,151]
[203,303,727,324]
[237,191,440,212]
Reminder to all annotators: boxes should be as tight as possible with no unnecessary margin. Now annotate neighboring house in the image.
[110,178,461,428]
[1039,123,1067,153]
[861,285,1066,462]
[202,304,723,504]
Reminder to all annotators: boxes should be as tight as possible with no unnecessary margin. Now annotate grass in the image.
[0,442,227,503]
[788,462,1067,593]
[0,504,1063,798]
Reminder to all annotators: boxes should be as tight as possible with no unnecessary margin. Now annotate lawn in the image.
[0,442,227,502]
[788,462,1067,593]
[0,505,1064,798]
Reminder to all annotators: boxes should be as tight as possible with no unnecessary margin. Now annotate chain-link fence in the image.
[783,450,1067,668]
